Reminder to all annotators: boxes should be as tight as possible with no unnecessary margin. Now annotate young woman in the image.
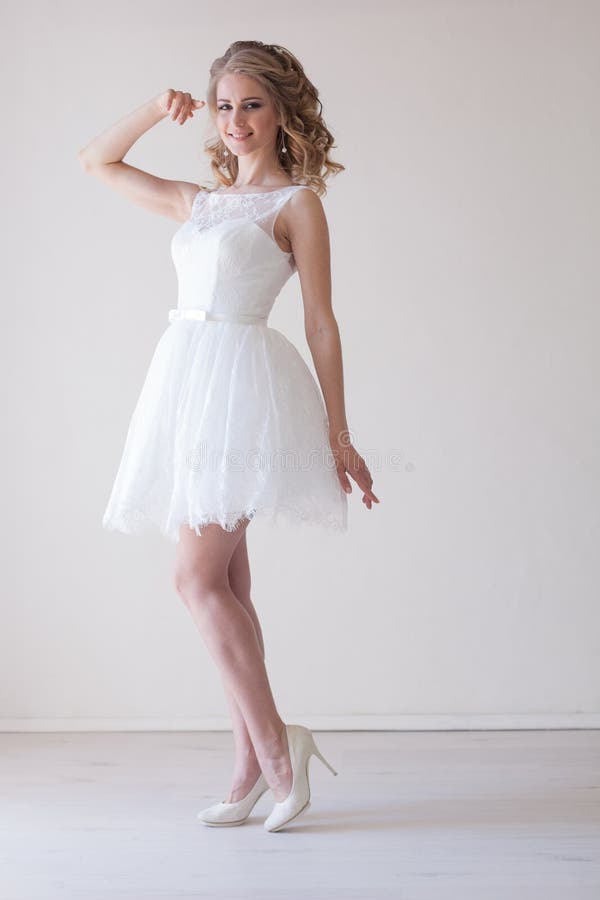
[78,40,379,832]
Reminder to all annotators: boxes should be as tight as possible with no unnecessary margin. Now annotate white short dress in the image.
[101,184,348,542]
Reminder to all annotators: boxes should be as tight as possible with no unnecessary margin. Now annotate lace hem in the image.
[102,502,348,544]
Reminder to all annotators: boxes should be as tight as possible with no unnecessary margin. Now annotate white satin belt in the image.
[168,308,268,325]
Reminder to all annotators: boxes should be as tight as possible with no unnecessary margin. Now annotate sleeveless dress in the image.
[101,184,348,543]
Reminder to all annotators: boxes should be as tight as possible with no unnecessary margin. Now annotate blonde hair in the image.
[201,40,344,197]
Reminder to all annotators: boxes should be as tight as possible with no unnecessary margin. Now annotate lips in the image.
[228,132,253,141]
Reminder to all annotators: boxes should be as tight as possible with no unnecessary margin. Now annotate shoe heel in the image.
[310,737,338,777]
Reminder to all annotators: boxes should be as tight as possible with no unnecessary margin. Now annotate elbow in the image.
[77,153,120,171]
[77,151,94,171]
[305,324,322,342]
[305,313,338,343]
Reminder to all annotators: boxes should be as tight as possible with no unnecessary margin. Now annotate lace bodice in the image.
[170,184,312,319]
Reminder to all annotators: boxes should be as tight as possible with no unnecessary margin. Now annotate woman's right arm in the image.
[77,89,206,223]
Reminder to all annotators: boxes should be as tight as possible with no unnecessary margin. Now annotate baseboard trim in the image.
[1,713,599,732]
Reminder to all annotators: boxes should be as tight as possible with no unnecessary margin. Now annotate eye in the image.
[217,103,261,111]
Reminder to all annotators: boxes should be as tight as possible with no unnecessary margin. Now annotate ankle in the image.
[235,744,260,762]
[232,748,261,776]
[261,720,287,758]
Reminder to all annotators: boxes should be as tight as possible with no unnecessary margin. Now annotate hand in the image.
[329,428,380,511]
[156,88,205,124]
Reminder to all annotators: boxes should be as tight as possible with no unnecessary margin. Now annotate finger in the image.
[191,98,205,108]
[356,468,379,502]
[171,94,183,120]
[180,93,192,123]
[348,456,371,481]
[177,94,189,123]
[350,467,375,497]
[358,481,379,503]
[337,466,352,494]
[184,95,198,121]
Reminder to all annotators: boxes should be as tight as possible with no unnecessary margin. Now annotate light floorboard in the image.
[0,729,598,899]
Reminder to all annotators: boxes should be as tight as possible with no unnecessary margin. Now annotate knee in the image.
[174,565,225,608]
[228,569,251,606]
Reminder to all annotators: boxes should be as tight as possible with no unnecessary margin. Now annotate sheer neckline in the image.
[214,184,298,197]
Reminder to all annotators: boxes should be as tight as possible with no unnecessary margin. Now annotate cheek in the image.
[251,112,278,134]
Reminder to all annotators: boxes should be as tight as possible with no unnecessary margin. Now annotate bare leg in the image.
[175,518,292,802]
[221,530,266,801]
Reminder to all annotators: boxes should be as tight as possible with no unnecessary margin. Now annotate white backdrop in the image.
[2,0,599,730]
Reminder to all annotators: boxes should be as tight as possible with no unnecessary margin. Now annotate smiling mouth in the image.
[228,133,253,139]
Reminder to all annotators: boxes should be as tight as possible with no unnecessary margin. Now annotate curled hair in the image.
[201,40,344,197]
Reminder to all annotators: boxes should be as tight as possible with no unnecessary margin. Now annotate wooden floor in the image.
[0,729,598,899]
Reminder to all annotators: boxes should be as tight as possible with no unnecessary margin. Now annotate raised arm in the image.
[283,189,380,510]
[77,89,205,223]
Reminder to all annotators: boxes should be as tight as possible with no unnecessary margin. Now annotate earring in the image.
[279,128,287,154]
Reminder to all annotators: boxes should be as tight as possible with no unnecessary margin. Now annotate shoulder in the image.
[281,185,324,222]
[280,186,326,233]
[179,182,207,204]
[275,186,328,254]
[179,183,210,220]
[289,185,323,206]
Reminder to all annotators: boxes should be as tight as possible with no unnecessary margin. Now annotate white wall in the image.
[2,0,599,730]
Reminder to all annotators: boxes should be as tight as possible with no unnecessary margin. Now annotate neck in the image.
[233,155,287,188]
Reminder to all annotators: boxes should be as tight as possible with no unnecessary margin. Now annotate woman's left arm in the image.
[285,189,380,511]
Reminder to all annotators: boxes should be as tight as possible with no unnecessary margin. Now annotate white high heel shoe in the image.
[263,724,338,832]
[197,772,270,827]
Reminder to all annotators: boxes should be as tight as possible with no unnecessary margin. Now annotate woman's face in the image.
[215,73,279,159]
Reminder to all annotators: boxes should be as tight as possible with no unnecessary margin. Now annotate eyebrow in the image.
[217,96,263,102]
